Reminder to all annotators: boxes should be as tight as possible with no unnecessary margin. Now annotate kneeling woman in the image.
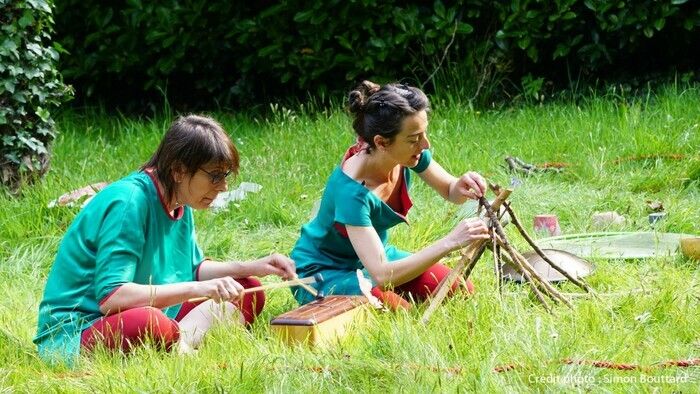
[35,115,295,364]
[291,82,489,308]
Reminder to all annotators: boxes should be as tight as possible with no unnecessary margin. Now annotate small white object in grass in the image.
[591,211,625,228]
[210,182,262,212]
[635,311,651,323]
[356,269,383,310]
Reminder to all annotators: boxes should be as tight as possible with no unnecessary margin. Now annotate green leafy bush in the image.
[1,0,73,193]
[492,0,700,71]
[53,0,700,109]
[54,0,476,108]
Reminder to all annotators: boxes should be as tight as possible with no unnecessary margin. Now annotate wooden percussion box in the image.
[270,296,369,347]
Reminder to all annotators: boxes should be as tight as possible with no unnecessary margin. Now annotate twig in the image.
[421,189,512,324]
[422,18,460,88]
[502,201,594,294]
[490,227,502,294]
[482,197,571,309]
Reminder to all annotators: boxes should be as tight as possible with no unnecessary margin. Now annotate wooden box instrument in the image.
[270,296,369,347]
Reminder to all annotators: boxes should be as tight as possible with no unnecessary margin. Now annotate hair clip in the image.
[379,99,386,108]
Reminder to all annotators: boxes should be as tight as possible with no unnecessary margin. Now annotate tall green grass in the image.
[1,87,699,392]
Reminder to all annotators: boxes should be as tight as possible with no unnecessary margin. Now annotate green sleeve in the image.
[410,149,432,173]
[93,193,146,302]
[334,190,373,227]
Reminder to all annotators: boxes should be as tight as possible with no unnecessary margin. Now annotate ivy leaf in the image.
[1,39,19,57]
[27,0,52,13]
[26,43,42,55]
[3,80,15,94]
[35,106,50,123]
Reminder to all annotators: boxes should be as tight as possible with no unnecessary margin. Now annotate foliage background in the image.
[54,0,700,110]
[0,0,72,192]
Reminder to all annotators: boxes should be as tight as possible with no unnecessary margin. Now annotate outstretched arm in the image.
[98,277,244,315]
[418,160,486,204]
[196,254,296,281]
[346,218,489,287]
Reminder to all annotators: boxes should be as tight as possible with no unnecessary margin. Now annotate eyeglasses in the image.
[198,167,232,184]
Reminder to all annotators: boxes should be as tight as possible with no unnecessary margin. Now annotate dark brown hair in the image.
[348,81,430,152]
[141,114,239,201]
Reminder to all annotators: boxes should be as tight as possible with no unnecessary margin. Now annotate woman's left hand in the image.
[254,253,296,280]
[456,171,487,200]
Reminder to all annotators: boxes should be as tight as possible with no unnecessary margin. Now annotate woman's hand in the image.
[455,171,487,200]
[443,217,490,251]
[196,277,244,303]
[251,253,296,280]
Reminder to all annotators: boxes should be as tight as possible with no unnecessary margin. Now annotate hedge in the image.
[54,0,700,108]
[1,0,73,193]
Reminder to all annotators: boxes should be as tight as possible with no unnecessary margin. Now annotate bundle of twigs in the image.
[421,184,594,324]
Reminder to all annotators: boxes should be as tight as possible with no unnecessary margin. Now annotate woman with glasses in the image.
[35,115,296,364]
[290,81,489,310]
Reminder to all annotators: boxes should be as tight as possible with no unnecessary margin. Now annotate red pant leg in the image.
[81,306,179,352]
[175,277,265,326]
[395,263,475,301]
[234,277,265,325]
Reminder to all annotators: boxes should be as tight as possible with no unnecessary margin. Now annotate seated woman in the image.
[34,115,296,364]
[291,81,489,309]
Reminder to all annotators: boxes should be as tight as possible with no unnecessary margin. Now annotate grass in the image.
[2,85,700,392]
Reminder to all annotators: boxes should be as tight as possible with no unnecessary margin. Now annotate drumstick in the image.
[187,274,323,303]
[294,277,319,297]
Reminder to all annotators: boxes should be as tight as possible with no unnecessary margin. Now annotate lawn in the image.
[1,86,699,392]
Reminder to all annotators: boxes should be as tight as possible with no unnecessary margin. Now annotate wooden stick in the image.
[421,188,512,324]
[482,198,571,309]
[488,183,592,295]
[460,242,489,281]
[490,227,502,294]
[508,246,572,307]
[499,249,551,312]
[495,242,503,294]
[502,201,594,293]
[499,242,571,308]
[295,281,319,298]
[188,276,318,303]
[481,199,554,309]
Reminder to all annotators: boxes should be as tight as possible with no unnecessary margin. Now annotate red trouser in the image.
[371,263,474,310]
[81,277,265,352]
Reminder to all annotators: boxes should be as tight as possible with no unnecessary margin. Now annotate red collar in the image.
[144,168,184,220]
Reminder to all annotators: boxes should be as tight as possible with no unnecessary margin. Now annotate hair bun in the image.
[348,90,364,114]
[361,80,380,95]
[348,80,382,113]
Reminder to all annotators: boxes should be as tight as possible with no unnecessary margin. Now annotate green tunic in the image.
[291,148,431,304]
[34,171,203,364]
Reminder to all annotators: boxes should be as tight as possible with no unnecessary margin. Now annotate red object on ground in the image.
[533,214,561,236]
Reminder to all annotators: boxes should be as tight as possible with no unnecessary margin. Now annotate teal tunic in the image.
[34,171,204,364]
[291,148,432,305]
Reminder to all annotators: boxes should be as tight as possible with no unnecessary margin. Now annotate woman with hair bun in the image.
[290,81,489,309]
[34,115,296,364]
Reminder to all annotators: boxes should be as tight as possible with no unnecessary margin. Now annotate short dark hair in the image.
[142,114,239,202]
[347,81,430,152]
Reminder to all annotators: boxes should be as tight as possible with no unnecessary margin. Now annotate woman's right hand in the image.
[443,217,490,251]
[196,277,244,303]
